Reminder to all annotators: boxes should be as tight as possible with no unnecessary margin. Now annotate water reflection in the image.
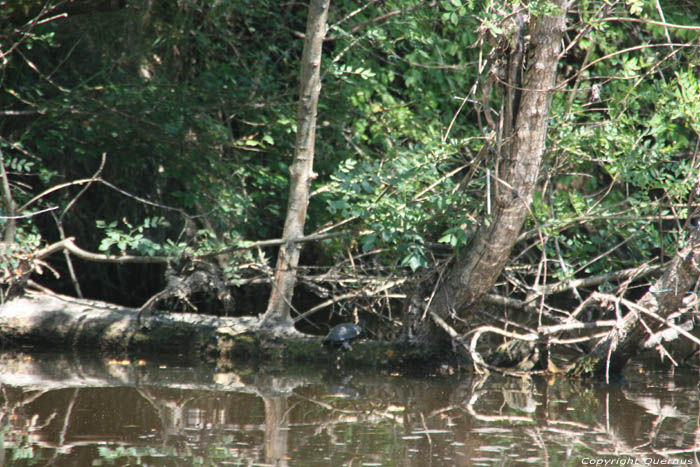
[0,351,698,466]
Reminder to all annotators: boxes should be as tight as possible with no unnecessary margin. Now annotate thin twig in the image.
[293,278,406,323]
[602,16,700,31]
[56,153,107,297]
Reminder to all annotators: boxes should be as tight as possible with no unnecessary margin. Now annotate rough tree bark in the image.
[411,0,573,344]
[261,0,331,330]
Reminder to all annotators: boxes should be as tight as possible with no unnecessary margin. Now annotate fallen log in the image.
[0,291,435,373]
[0,291,258,356]
[0,290,322,369]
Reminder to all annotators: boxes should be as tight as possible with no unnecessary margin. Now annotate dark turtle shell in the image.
[323,322,366,349]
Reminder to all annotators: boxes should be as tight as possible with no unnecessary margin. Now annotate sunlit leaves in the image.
[329,64,376,80]
[441,0,471,26]
[323,141,477,271]
[438,226,470,248]
[96,217,173,256]
[3,157,34,173]
[625,0,645,17]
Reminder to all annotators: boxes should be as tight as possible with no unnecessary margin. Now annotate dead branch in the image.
[467,326,538,375]
[614,294,700,349]
[537,262,662,296]
[26,230,351,267]
[38,237,168,264]
[198,230,347,258]
[293,278,406,323]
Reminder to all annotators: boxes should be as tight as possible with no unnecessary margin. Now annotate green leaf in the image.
[401,251,426,271]
[361,233,377,252]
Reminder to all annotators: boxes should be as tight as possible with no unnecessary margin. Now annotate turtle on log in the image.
[323,321,366,350]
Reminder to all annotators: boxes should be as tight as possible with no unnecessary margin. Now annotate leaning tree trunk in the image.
[411,0,573,344]
[261,0,330,330]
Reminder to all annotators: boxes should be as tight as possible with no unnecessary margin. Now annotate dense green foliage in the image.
[1,0,699,313]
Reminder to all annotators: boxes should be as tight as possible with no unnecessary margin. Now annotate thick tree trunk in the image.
[262,0,330,330]
[413,1,572,344]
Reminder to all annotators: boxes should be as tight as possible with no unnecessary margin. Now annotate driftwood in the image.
[569,228,700,380]
[461,228,700,379]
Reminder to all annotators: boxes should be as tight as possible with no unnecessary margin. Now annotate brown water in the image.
[0,351,698,466]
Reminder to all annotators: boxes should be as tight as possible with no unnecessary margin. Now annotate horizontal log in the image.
[0,291,257,356]
[0,292,446,374]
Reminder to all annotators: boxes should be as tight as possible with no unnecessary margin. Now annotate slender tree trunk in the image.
[261,0,330,330]
[412,1,572,344]
[0,150,17,243]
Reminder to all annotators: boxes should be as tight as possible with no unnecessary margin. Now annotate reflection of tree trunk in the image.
[137,387,194,442]
[264,396,290,466]
[413,1,572,345]
[262,0,331,329]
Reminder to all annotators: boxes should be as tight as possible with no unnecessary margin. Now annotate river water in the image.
[0,351,698,466]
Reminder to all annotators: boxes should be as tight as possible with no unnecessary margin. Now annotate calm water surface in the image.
[0,351,698,466]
